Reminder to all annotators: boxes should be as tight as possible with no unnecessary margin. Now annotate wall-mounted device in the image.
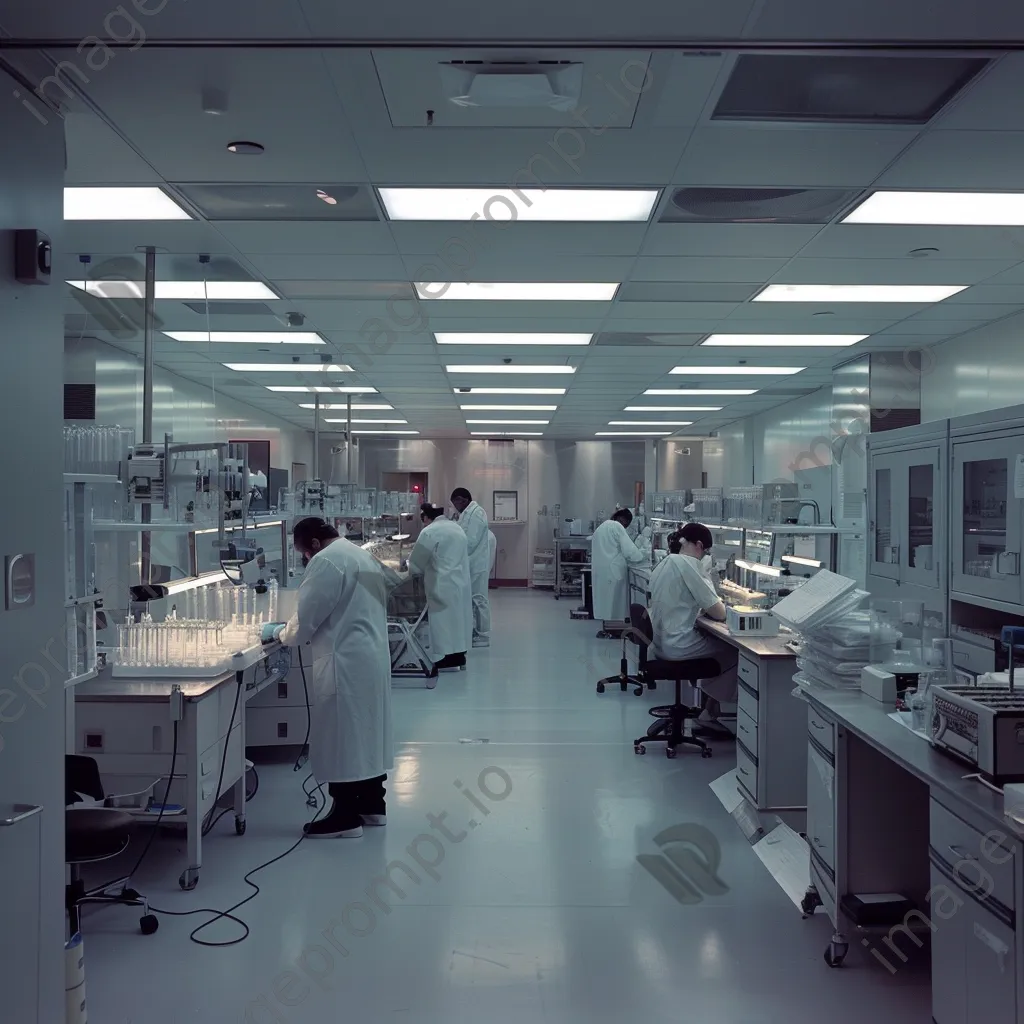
[14,230,51,285]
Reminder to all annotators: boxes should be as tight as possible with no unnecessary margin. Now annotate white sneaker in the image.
[361,814,386,827]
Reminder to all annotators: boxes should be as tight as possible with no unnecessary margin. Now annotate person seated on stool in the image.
[647,523,738,724]
[409,503,472,670]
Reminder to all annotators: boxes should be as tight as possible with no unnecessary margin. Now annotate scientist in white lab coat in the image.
[648,523,738,721]
[275,517,393,838]
[409,503,472,670]
[591,508,647,627]
[451,487,491,647]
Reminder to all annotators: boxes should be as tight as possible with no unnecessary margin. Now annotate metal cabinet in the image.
[866,422,948,629]
[951,433,1023,608]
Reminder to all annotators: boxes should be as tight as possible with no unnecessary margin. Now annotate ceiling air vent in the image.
[64,383,96,420]
[175,184,379,222]
[662,187,862,224]
[439,61,583,111]
[713,54,988,124]
[595,333,704,347]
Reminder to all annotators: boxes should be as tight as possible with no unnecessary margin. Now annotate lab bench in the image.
[697,618,806,821]
[73,644,287,890]
[801,687,1022,1023]
[554,535,591,599]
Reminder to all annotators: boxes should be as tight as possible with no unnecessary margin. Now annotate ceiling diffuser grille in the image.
[663,187,861,224]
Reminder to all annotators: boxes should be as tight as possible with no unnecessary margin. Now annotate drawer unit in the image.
[735,708,758,751]
[736,739,759,804]
[807,706,835,755]
[736,654,759,693]
[807,736,836,871]
[737,677,759,724]
[930,798,1017,915]
[247,706,311,747]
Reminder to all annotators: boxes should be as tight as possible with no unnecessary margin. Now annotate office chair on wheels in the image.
[596,603,657,696]
[65,755,159,936]
[627,608,721,759]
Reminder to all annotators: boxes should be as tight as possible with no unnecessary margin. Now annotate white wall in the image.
[920,310,1024,422]
[65,336,313,475]
[0,72,66,1024]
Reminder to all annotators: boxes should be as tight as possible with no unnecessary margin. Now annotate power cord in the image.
[201,673,244,838]
[293,646,312,776]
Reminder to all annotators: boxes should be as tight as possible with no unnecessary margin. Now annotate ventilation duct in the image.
[663,187,862,224]
[439,62,583,111]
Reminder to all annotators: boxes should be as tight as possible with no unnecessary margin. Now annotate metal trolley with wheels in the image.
[387,575,437,687]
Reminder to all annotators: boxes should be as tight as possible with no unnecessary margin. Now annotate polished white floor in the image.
[83,589,931,1023]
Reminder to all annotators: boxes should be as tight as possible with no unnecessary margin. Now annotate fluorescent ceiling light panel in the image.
[67,280,278,300]
[446,365,576,374]
[324,418,408,424]
[464,419,550,425]
[753,284,967,303]
[415,282,618,301]
[595,431,672,436]
[434,332,592,346]
[608,421,693,427]
[165,331,325,345]
[624,405,722,412]
[64,186,192,221]
[299,403,393,410]
[454,387,566,395]
[645,389,757,396]
[381,188,658,222]
[702,334,867,347]
[471,432,544,436]
[843,190,1024,226]
[224,363,353,372]
[351,430,419,435]
[669,366,804,376]
[460,404,557,411]
[266,385,377,393]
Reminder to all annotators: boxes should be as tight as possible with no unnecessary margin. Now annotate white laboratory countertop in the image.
[805,687,1024,843]
[697,617,797,661]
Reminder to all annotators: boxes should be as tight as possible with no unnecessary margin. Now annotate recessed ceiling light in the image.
[299,403,393,410]
[460,404,557,411]
[645,388,758,396]
[624,405,722,412]
[415,282,618,301]
[266,385,377,393]
[316,189,338,205]
[843,190,1024,226]
[351,429,419,435]
[224,363,353,372]
[380,188,658,222]
[470,432,544,437]
[753,284,967,303]
[165,331,325,345]
[454,387,566,395]
[596,431,673,437]
[67,280,278,301]
[464,419,550,425]
[446,365,576,374]
[608,420,693,427]
[227,141,265,154]
[701,334,867,347]
[669,366,804,376]
[323,418,408,424]
[63,187,193,221]
[434,333,592,346]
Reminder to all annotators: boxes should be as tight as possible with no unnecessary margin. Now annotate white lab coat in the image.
[409,517,472,657]
[591,518,647,621]
[647,553,737,701]
[489,530,497,571]
[279,539,393,783]
[457,500,492,640]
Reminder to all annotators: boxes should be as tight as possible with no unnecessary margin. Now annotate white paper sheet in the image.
[752,822,811,909]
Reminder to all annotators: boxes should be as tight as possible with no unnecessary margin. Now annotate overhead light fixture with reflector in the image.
[382,188,657,222]
[165,331,324,345]
[64,187,193,221]
[669,366,804,376]
[446,365,576,374]
[753,284,967,303]
[435,332,592,346]
[701,334,867,347]
[416,282,618,301]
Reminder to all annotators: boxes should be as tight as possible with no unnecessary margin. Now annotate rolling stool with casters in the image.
[597,603,656,697]
[65,754,159,936]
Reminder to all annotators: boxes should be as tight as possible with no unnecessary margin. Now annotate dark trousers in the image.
[328,774,387,823]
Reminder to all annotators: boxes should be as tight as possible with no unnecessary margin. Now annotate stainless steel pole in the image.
[140,247,156,584]
[312,395,320,480]
[346,395,353,485]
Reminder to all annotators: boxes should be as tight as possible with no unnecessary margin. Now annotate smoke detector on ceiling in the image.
[439,62,583,111]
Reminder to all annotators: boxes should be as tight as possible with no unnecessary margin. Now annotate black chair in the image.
[596,603,657,696]
[65,755,158,936]
[629,608,720,759]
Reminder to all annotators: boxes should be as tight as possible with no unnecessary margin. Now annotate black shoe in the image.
[303,815,363,838]
[435,653,465,670]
